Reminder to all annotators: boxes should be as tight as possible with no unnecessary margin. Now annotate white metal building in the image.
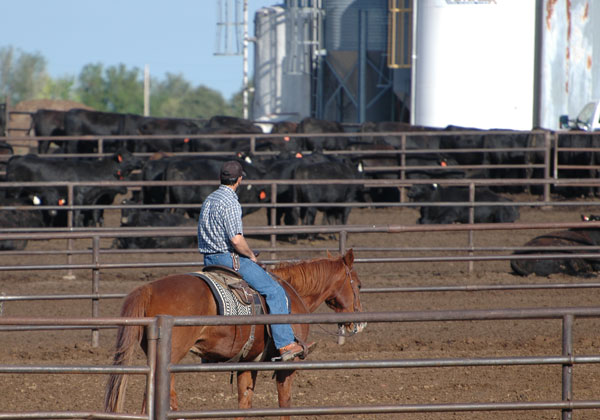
[251,0,600,131]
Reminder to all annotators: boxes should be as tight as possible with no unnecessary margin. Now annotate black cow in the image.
[112,202,197,249]
[259,121,303,153]
[138,153,214,212]
[348,137,403,202]
[138,152,175,210]
[439,125,487,166]
[0,139,13,186]
[5,148,142,227]
[30,109,68,153]
[511,215,600,276]
[416,185,520,224]
[403,154,469,202]
[135,116,204,153]
[482,130,545,193]
[0,103,6,136]
[251,151,315,228]
[291,153,364,240]
[165,156,268,219]
[553,132,600,198]
[63,109,142,153]
[188,115,263,153]
[356,121,474,202]
[359,121,440,150]
[0,196,46,250]
[297,117,349,151]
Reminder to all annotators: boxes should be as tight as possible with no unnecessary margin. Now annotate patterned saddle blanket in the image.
[188,265,266,317]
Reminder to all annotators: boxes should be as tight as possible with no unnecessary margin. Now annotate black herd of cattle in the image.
[2,106,600,276]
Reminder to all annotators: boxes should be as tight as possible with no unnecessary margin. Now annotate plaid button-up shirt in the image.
[197,185,243,254]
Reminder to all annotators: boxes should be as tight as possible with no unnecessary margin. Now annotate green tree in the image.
[76,63,106,110]
[0,46,48,104]
[76,63,143,113]
[151,73,229,119]
[40,75,77,101]
[0,45,236,120]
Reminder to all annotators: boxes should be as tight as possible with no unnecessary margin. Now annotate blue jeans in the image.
[203,252,296,349]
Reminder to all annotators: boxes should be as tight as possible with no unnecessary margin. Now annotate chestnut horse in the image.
[104,249,365,419]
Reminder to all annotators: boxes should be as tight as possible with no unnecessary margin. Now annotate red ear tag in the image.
[295,152,303,158]
[118,154,123,163]
[440,160,447,167]
[259,191,267,200]
[58,199,66,206]
[184,138,189,143]
[284,136,290,142]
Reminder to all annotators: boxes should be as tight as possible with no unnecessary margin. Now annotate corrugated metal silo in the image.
[324,0,388,51]
[319,0,394,123]
[252,3,321,126]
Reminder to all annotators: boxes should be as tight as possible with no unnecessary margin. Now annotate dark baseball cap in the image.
[220,160,246,178]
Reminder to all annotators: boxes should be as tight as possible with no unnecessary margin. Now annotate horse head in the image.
[325,249,367,336]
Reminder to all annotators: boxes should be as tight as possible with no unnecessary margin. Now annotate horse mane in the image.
[271,257,342,295]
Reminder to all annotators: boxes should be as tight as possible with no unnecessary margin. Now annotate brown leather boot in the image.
[278,341,316,361]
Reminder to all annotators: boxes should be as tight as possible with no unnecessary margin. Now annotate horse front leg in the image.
[276,369,296,420]
[236,370,257,420]
[169,374,179,411]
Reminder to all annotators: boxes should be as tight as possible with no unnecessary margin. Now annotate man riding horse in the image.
[197,160,315,361]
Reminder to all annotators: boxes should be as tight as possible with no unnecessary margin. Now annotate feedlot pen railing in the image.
[3,221,600,347]
[1,308,600,419]
[1,127,599,202]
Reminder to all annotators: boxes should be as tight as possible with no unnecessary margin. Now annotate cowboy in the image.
[197,160,313,360]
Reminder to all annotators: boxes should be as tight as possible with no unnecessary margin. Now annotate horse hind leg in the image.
[236,370,258,420]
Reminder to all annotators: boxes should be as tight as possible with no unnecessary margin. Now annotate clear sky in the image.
[0,0,279,100]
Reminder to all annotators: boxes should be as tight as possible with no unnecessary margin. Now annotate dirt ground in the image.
[1,197,600,419]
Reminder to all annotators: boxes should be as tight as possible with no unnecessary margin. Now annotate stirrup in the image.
[272,341,316,362]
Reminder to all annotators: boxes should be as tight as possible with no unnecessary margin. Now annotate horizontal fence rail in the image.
[1,307,599,419]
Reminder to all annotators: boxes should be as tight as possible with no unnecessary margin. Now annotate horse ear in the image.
[327,250,334,258]
[343,248,354,266]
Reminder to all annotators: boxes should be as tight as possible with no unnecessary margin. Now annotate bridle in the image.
[335,263,363,337]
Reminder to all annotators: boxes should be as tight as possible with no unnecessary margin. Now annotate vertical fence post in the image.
[553,131,559,180]
[338,230,347,256]
[63,184,76,280]
[543,130,552,204]
[270,182,278,261]
[250,134,256,155]
[400,133,407,203]
[337,230,348,345]
[562,314,573,420]
[468,182,475,274]
[145,320,159,420]
[91,236,100,347]
[155,315,174,420]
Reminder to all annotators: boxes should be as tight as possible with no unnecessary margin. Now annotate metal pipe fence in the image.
[2,220,600,347]
[2,128,600,418]
[1,307,600,419]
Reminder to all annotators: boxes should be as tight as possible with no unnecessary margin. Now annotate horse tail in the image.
[104,284,152,412]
